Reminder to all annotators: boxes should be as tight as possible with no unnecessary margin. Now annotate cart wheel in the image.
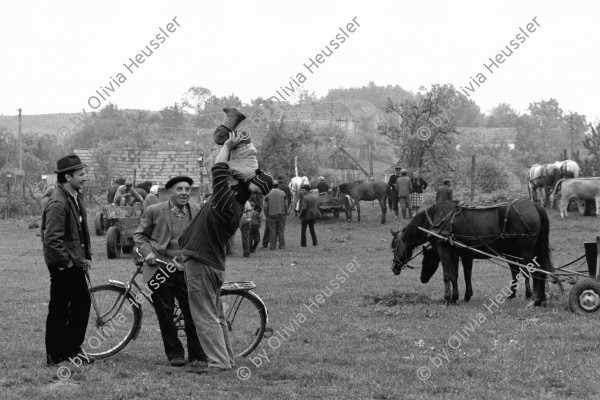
[94,212,105,236]
[578,200,593,216]
[107,226,121,259]
[569,278,600,314]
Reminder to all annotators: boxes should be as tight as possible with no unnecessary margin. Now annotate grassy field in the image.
[1,202,600,400]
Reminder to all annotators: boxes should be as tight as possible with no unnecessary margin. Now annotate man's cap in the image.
[273,180,279,186]
[318,176,325,181]
[54,154,87,174]
[443,178,452,184]
[400,169,407,174]
[124,178,133,186]
[165,176,193,190]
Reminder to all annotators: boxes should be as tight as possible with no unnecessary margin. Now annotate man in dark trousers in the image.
[299,184,320,247]
[178,131,273,373]
[264,180,288,250]
[134,176,207,367]
[395,169,413,219]
[42,155,93,366]
[249,202,261,253]
[387,166,402,217]
[239,201,253,258]
[436,179,453,202]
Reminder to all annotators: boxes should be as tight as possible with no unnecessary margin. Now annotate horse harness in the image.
[425,199,536,250]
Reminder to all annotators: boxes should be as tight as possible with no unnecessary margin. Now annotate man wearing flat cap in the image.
[387,166,402,218]
[41,155,93,366]
[178,131,273,373]
[134,175,207,367]
[299,184,320,247]
[436,179,453,203]
[113,178,144,206]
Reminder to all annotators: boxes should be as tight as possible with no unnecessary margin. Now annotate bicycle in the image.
[83,249,269,359]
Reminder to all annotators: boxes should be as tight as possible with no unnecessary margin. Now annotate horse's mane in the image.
[402,206,432,238]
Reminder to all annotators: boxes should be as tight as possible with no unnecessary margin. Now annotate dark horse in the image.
[419,245,531,302]
[390,199,552,306]
[338,181,388,224]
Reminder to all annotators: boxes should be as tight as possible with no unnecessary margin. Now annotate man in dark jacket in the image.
[178,131,273,373]
[134,176,207,367]
[317,176,329,194]
[41,155,93,366]
[387,166,402,217]
[299,184,320,247]
[264,180,288,250]
[436,179,453,202]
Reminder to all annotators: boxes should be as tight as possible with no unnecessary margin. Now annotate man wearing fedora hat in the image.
[178,131,273,373]
[41,154,93,366]
[134,175,207,367]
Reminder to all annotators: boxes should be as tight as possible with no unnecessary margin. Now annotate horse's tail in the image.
[533,202,553,274]
[549,178,566,207]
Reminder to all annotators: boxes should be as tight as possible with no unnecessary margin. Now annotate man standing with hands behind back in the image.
[134,176,207,367]
[42,155,93,366]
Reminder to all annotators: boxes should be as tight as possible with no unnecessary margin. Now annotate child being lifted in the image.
[213,107,259,182]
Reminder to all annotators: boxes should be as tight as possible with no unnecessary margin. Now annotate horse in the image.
[390,199,552,306]
[338,181,389,224]
[528,160,580,207]
[289,176,309,216]
[419,244,531,302]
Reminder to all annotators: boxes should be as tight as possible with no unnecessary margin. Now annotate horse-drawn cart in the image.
[316,190,354,222]
[94,204,143,259]
[418,226,600,315]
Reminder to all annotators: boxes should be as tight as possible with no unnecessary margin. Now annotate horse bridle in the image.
[391,233,425,272]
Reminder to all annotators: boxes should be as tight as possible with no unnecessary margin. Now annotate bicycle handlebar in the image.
[134,248,184,271]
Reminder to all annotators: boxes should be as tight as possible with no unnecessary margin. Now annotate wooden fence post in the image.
[470,154,476,202]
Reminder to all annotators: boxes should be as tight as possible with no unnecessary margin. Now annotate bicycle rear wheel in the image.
[221,290,267,357]
[83,284,142,359]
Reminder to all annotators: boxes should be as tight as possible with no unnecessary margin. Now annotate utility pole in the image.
[17,108,22,171]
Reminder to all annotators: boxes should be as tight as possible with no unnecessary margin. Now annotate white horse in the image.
[289,176,309,215]
[553,160,580,179]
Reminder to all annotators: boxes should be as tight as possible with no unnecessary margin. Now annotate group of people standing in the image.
[42,108,275,374]
[236,176,321,257]
[387,166,453,219]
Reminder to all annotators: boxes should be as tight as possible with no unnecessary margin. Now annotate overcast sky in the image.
[1,0,598,122]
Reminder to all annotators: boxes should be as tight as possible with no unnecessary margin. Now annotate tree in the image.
[379,84,460,175]
[486,103,519,128]
[582,123,600,176]
[257,119,319,178]
[475,155,509,193]
[181,86,212,114]
[159,103,187,130]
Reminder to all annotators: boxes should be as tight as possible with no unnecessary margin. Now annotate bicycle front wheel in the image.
[83,284,142,359]
[221,290,267,357]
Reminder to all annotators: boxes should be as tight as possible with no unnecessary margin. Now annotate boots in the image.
[213,107,248,145]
